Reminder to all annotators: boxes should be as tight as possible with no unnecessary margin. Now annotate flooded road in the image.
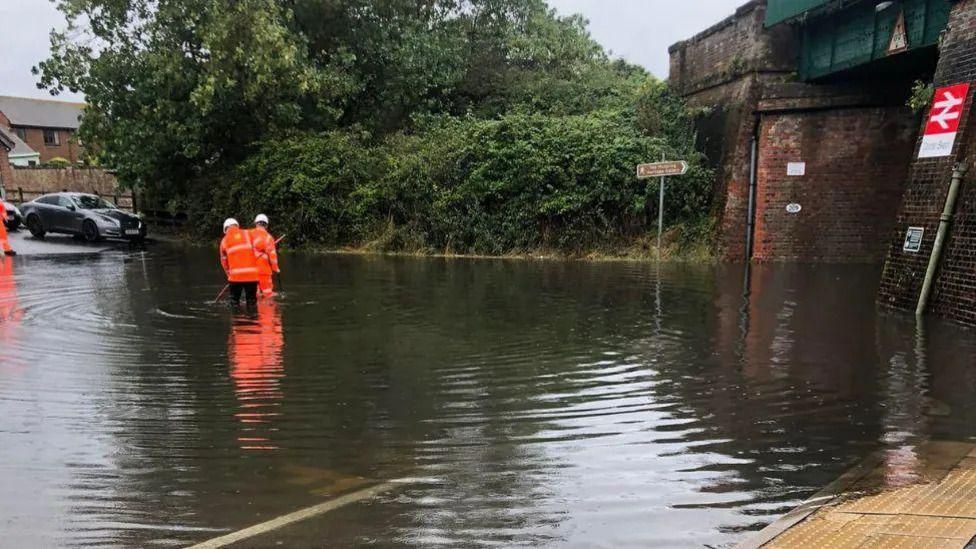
[2,244,976,548]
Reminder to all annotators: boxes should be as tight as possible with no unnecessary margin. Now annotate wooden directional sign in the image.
[637,161,688,179]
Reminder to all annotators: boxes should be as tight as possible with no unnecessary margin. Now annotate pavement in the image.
[6,228,125,256]
[740,440,976,548]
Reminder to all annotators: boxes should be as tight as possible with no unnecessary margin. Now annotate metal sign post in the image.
[636,159,688,260]
[658,172,665,256]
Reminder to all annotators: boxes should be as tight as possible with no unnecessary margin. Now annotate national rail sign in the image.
[919,82,970,159]
[637,161,688,179]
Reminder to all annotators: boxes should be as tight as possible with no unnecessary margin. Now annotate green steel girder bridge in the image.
[767,0,951,80]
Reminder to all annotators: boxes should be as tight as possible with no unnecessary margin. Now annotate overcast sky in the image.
[0,0,745,102]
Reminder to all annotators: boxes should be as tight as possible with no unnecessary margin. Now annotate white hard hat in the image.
[223,218,239,232]
[254,213,269,225]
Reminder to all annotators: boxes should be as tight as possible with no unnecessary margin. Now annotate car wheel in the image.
[26,214,45,238]
[7,219,20,231]
[82,220,101,243]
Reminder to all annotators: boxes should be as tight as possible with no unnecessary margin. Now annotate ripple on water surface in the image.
[2,252,976,547]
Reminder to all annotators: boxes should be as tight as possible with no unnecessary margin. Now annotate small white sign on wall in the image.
[787,162,806,176]
[903,227,924,253]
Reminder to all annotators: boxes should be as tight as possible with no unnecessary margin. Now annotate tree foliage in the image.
[217,105,711,254]
[38,0,714,253]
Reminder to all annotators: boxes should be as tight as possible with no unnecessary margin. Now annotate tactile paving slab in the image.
[741,441,976,549]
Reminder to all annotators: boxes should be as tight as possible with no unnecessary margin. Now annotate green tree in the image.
[38,0,340,199]
[38,0,714,253]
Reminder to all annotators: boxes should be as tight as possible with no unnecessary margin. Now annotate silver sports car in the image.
[21,192,147,242]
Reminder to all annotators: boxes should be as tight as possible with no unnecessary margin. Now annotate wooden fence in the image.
[8,186,138,213]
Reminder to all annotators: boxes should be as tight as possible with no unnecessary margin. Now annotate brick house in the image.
[0,129,14,194]
[0,96,85,164]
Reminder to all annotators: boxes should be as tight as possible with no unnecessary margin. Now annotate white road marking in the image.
[187,479,408,548]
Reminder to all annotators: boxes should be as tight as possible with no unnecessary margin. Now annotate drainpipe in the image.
[744,119,759,261]
[916,162,969,317]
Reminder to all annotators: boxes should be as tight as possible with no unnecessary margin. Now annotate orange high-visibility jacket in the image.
[250,226,279,276]
[220,226,260,282]
[0,202,11,253]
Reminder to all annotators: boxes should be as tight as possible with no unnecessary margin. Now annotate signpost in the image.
[919,83,970,158]
[636,161,688,179]
[636,159,689,260]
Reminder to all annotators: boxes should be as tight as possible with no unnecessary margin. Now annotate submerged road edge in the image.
[736,451,886,549]
[186,479,410,548]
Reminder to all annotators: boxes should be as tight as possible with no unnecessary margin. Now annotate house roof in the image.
[0,95,85,129]
[0,127,38,158]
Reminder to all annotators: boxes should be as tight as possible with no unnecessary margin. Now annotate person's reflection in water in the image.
[0,256,24,375]
[228,299,284,451]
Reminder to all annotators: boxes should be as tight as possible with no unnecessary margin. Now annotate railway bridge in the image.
[671,0,976,324]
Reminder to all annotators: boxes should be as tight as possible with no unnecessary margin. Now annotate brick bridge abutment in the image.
[672,0,976,326]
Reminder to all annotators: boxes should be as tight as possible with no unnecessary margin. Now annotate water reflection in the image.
[0,256,22,374]
[229,300,285,451]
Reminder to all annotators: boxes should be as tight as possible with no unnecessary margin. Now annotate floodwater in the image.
[2,244,976,548]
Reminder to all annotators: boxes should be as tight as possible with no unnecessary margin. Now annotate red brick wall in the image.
[712,85,762,261]
[753,107,918,262]
[12,126,82,164]
[879,0,976,324]
[668,1,794,98]
[669,0,796,260]
[0,144,12,192]
[5,167,133,210]
[0,113,9,189]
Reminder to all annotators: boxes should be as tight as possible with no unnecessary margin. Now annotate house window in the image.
[14,128,25,141]
[43,130,60,146]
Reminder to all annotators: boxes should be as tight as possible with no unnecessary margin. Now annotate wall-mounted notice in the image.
[787,162,806,176]
[903,227,924,253]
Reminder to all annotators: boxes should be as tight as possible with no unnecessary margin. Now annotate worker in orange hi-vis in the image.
[219,218,260,307]
[0,202,15,256]
[250,214,280,297]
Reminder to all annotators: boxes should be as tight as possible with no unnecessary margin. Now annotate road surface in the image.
[7,229,124,255]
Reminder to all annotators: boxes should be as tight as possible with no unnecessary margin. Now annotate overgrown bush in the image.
[219,107,713,254]
[44,157,71,168]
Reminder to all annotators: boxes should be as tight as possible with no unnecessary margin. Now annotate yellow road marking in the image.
[187,479,406,549]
